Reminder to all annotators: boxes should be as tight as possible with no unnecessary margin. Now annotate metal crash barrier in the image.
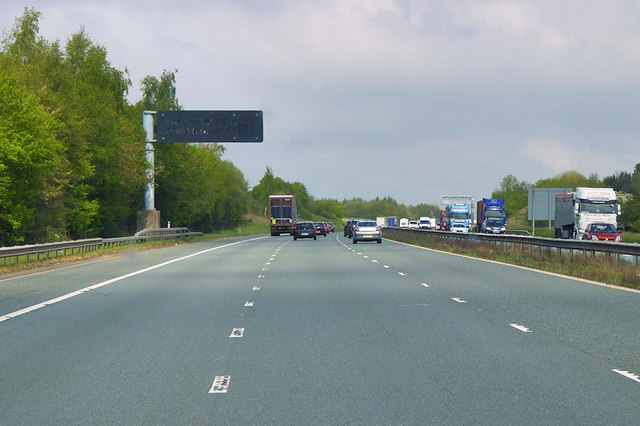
[0,228,203,266]
[384,227,640,265]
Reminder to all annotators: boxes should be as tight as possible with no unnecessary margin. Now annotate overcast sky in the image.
[3,1,640,206]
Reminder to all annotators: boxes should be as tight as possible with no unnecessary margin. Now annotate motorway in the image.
[1,234,639,424]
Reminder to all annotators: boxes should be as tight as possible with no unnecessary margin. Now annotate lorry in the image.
[554,187,620,239]
[419,217,434,229]
[399,218,409,227]
[376,217,387,228]
[446,204,471,233]
[477,198,507,233]
[387,217,398,227]
[269,195,297,236]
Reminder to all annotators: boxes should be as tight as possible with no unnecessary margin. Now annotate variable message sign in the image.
[156,110,263,143]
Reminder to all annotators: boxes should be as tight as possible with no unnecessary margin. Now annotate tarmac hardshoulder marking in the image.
[386,238,640,294]
[0,236,267,324]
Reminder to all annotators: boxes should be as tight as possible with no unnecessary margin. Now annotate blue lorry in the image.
[446,204,471,233]
[476,198,507,233]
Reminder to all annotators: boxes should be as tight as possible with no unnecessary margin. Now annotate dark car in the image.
[346,219,361,238]
[582,223,621,242]
[344,220,354,237]
[314,222,328,236]
[293,222,317,240]
[481,218,505,234]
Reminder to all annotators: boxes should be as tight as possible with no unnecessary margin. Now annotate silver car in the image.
[352,220,382,244]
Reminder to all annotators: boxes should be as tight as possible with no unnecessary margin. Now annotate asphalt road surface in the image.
[1,234,639,424]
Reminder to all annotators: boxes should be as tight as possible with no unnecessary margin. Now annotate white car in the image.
[408,220,419,228]
[450,223,469,233]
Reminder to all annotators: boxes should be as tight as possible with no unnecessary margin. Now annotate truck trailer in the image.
[554,187,619,239]
[269,195,297,236]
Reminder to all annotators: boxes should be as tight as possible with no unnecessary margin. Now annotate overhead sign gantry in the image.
[139,110,263,230]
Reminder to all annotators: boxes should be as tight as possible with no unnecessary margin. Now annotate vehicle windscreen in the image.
[581,202,616,214]
[450,212,469,220]
[485,211,505,218]
[592,224,616,233]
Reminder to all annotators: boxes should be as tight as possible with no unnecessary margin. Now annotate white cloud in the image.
[519,137,618,177]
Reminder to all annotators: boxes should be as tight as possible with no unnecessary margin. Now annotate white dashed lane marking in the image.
[509,323,533,333]
[209,376,231,394]
[229,328,245,338]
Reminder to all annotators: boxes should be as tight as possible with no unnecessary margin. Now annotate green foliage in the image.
[0,73,67,244]
[607,164,640,231]
[0,9,150,241]
[534,170,602,189]
[138,70,180,111]
[0,8,250,243]
[491,174,530,218]
[155,143,248,232]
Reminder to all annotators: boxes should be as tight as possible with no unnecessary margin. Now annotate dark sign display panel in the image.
[156,110,263,143]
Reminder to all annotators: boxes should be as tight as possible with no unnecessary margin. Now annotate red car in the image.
[582,223,622,242]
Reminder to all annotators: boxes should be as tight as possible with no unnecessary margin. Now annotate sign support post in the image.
[137,111,161,231]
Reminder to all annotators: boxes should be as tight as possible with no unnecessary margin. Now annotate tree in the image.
[0,74,67,244]
[534,170,602,189]
[492,174,530,218]
[603,171,633,193]
[138,70,180,111]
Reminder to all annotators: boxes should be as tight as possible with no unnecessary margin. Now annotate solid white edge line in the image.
[386,239,640,294]
[0,236,267,324]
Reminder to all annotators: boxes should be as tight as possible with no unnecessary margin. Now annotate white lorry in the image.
[399,218,409,227]
[554,187,620,239]
[376,217,386,228]
[419,217,434,229]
